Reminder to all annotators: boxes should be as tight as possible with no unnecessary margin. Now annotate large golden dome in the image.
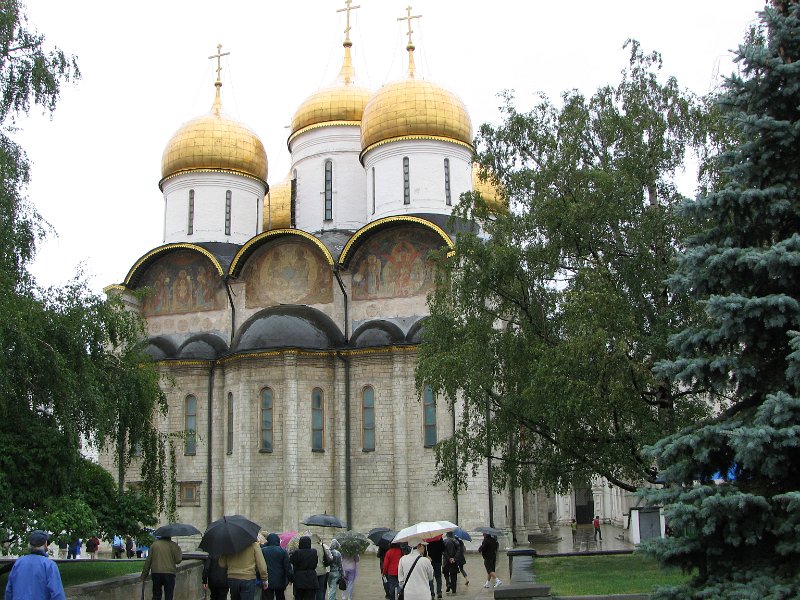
[472,163,506,213]
[289,42,371,144]
[161,84,268,188]
[264,172,292,230]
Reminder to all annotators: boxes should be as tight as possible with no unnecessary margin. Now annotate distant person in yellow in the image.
[219,541,269,600]
[141,535,183,600]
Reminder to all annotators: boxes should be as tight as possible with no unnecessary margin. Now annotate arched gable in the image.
[351,320,406,348]
[232,305,344,352]
[232,231,335,309]
[338,216,453,267]
[229,229,334,277]
[124,245,227,317]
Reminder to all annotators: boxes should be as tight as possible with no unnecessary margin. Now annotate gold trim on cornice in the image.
[287,120,362,147]
[124,244,225,287]
[158,168,268,190]
[155,345,419,367]
[103,284,127,295]
[229,229,335,275]
[339,216,454,266]
[359,135,474,163]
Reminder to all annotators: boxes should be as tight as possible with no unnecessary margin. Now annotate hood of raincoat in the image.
[299,535,311,549]
[267,532,281,546]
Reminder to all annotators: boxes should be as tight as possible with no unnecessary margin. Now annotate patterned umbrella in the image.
[278,530,298,549]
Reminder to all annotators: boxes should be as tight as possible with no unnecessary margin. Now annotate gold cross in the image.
[337,0,361,43]
[208,44,230,84]
[397,5,422,47]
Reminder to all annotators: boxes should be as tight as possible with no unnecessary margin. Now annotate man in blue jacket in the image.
[5,530,66,600]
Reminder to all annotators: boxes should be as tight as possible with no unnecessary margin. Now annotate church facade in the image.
[102,9,632,539]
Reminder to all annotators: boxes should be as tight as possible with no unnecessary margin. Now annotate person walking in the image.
[568,518,577,545]
[381,542,402,600]
[56,539,68,560]
[339,551,358,600]
[397,538,434,600]
[141,535,183,600]
[310,534,331,600]
[426,536,444,599]
[219,541,268,600]
[4,530,66,600]
[112,534,125,559]
[202,554,229,600]
[455,536,469,586]
[593,516,602,541]
[290,535,319,600]
[478,533,501,589]
[376,542,390,599]
[126,535,136,559]
[326,539,343,600]
[86,535,100,559]
[442,532,460,594]
[261,532,292,600]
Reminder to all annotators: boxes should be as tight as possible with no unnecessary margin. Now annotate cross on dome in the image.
[208,43,230,85]
[397,6,422,77]
[337,0,361,44]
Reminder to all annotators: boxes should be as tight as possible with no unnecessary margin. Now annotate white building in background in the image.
[101,7,635,541]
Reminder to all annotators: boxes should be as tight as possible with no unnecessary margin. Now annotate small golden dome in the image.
[289,42,372,144]
[161,84,268,188]
[472,163,506,213]
[360,78,473,154]
[264,172,292,230]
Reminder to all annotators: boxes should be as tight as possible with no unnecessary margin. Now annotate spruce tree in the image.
[643,2,800,597]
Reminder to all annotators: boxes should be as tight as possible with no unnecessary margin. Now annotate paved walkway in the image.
[342,525,635,600]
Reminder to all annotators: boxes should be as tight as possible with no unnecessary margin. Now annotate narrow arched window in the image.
[261,388,273,452]
[444,159,452,206]
[188,189,195,234]
[362,386,375,451]
[403,157,410,204]
[291,170,297,228]
[185,395,197,455]
[225,190,232,235]
[324,160,333,220]
[423,385,436,447]
[312,388,324,451]
[226,392,234,454]
[371,167,376,214]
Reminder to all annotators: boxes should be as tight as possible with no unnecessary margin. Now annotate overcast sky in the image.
[16,0,763,292]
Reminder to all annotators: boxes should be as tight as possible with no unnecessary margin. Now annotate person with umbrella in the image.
[219,540,268,600]
[202,554,229,600]
[141,534,183,600]
[424,535,444,599]
[477,533,501,589]
[442,532,462,594]
[398,538,434,600]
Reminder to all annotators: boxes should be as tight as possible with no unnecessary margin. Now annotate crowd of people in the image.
[4,527,503,600]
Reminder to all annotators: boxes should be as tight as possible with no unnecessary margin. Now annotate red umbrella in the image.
[279,530,298,549]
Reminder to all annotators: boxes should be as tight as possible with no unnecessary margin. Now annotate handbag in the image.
[338,577,348,591]
[397,556,422,600]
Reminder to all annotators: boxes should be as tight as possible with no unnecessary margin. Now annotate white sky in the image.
[16,0,763,292]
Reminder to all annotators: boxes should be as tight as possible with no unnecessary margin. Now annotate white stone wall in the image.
[363,140,473,221]
[289,126,367,234]
[162,172,265,245]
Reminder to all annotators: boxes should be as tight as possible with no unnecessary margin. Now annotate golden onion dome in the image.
[264,172,293,230]
[472,163,506,213]
[160,82,268,189]
[289,41,372,144]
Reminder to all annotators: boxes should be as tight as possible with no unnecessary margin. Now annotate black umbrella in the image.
[153,523,202,538]
[367,527,393,546]
[475,526,504,537]
[302,514,347,528]
[200,515,261,556]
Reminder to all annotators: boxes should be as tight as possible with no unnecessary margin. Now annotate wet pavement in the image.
[339,525,635,599]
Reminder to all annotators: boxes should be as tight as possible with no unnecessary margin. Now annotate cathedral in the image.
[102,5,631,540]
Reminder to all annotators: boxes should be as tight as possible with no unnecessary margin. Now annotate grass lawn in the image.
[534,553,692,596]
[0,559,143,597]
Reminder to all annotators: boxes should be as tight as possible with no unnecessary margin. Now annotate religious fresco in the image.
[140,251,226,316]
[243,239,333,307]
[351,228,440,300]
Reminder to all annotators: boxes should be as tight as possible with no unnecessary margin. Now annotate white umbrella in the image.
[392,521,458,543]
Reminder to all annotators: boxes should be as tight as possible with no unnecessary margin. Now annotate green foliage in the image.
[0,1,167,548]
[641,3,800,598]
[534,553,692,596]
[417,41,714,494]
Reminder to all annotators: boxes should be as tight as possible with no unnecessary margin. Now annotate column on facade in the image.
[451,392,490,530]
[392,352,410,527]
[333,354,348,525]
[283,352,300,530]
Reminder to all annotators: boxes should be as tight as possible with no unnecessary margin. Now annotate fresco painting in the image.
[141,251,225,316]
[351,228,440,300]
[244,240,333,307]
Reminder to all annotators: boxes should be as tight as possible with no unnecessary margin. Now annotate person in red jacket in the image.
[382,543,402,600]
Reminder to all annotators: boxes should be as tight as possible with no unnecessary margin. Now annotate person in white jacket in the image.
[398,538,434,600]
